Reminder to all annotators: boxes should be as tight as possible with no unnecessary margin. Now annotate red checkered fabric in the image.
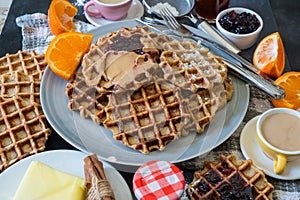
[133,160,185,200]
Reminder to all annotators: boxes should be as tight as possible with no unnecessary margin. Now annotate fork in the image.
[158,8,285,100]
[160,8,192,37]
[160,8,240,53]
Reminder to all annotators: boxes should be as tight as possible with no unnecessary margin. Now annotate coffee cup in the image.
[84,0,132,21]
[256,108,300,174]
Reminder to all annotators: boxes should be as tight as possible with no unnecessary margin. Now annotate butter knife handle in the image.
[198,21,241,54]
[223,59,285,100]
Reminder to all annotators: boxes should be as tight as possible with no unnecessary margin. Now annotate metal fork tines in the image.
[160,8,191,36]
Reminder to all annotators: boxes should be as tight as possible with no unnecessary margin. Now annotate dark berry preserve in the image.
[218,10,261,34]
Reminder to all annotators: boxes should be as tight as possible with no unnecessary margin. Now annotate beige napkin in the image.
[16,13,94,54]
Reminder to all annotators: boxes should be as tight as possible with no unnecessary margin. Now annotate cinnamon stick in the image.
[84,154,115,200]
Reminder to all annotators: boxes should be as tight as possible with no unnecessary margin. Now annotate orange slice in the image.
[253,32,285,78]
[48,0,78,35]
[46,32,93,80]
[270,71,300,109]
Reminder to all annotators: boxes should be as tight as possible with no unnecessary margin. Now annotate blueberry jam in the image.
[218,10,261,34]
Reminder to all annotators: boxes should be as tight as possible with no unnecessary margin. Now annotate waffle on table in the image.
[188,154,274,200]
[0,51,50,171]
[65,25,234,154]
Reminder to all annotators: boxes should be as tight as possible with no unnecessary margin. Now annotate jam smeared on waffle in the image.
[188,154,274,200]
[103,34,144,54]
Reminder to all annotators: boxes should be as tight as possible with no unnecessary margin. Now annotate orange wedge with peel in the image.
[46,32,93,80]
[48,0,78,35]
[253,32,285,78]
[270,71,300,109]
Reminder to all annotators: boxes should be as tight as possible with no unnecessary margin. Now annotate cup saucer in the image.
[84,0,144,27]
[240,115,300,180]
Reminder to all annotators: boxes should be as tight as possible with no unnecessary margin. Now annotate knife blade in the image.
[182,23,241,54]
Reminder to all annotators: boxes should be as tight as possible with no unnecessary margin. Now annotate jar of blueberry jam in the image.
[218,10,261,34]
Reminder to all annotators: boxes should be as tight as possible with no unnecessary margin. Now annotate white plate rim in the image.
[40,19,250,169]
[0,150,132,199]
[240,115,300,180]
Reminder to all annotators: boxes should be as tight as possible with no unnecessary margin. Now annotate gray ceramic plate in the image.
[40,19,249,172]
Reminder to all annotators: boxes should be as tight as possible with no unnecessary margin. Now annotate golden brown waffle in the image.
[159,47,232,133]
[0,51,50,170]
[65,67,110,124]
[0,71,41,104]
[160,40,232,93]
[103,76,190,154]
[160,49,228,88]
[188,154,274,200]
[0,50,47,79]
[0,96,51,171]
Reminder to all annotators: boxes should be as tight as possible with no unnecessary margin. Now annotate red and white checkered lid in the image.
[133,160,185,200]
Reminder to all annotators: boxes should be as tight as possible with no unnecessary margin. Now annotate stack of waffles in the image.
[66,26,234,154]
[0,51,51,171]
[188,154,274,199]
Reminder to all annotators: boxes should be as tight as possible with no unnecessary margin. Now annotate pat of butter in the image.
[13,161,86,200]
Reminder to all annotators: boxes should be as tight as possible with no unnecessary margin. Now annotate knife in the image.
[186,14,241,55]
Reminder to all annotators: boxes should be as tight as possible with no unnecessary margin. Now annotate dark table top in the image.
[0,0,299,198]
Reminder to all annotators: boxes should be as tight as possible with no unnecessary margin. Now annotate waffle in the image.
[0,51,50,170]
[0,50,47,79]
[160,40,232,96]
[0,96,51,171]
[0,71,41,104]
[159,46,232,133]
[188,154,274,200]
[65,66,110,124]
[103,65,192,154]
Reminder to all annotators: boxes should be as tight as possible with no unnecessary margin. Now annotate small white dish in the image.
[216,7,263,50]
[0,150,132,200]
[240,115,300,180]
[85,0,144,27]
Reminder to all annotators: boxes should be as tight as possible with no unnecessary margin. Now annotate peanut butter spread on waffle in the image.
[65,26,234,154]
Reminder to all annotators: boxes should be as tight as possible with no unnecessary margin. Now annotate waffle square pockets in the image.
[0,51,50,171]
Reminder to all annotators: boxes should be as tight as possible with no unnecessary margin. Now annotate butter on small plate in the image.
[13,161,86,200]
[0,150,132,200]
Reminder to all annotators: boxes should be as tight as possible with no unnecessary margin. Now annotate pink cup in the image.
[84,0,133,21]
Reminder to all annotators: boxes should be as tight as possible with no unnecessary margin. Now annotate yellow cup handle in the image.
[274,154,287,174]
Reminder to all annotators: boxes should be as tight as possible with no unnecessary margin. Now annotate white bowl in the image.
[216,7,263,50]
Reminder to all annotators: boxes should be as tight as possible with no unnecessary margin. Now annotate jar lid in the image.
[133,160,185,200]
